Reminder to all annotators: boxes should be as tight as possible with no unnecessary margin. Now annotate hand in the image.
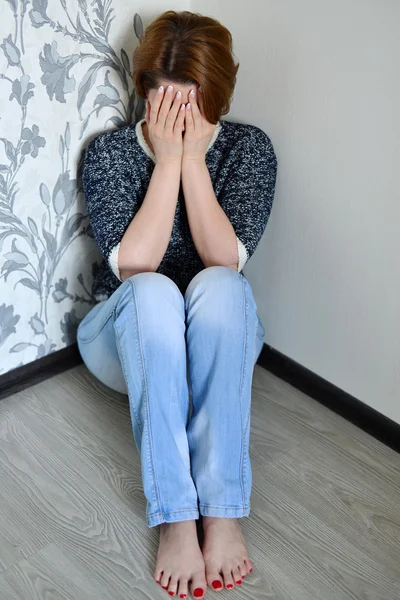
[183,88,217,162]
[145,85,186,165]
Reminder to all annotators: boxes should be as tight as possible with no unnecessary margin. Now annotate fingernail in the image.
[167,85,173,93]
[177,91,181,98]
[226,584,234,589]
[158,85,163,94]
[190,89,195,97]
[212,580,223,589]
[193,589,203,598]
[186,103,191,110]
[199,86,203,93]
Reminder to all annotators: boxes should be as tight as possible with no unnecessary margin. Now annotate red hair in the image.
[132,10,239,124]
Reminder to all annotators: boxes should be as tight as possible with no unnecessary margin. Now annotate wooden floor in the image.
[0,364,399,600]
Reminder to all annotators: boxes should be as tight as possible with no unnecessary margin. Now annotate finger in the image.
[185,101,194,131]
[174,102,186,134]
[157,84,175,128]
[166,90,182,130]
[189,89,201,125]
[149,85,165,125]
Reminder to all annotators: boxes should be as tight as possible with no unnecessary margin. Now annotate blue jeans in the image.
[77,266,265,527]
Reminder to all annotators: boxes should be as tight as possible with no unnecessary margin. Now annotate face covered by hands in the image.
[144,82,217,164]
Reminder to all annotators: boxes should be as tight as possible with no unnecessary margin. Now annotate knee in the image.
[119,272,186,356]
[123,271,183,307]
[185,266,242,300]
[125,271,179,292]
[116,271,185,331]
[184,267,246,329]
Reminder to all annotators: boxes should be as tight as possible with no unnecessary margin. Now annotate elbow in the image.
[202,250,240,272]
[202,257,239,272]
[201,237,244,272]
[117,245,160,281]
[120,262,159,281]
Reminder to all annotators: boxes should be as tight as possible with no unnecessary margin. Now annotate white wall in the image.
[192,0,400,423]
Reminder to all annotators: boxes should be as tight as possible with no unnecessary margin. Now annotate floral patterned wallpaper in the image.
[0,1,145,375]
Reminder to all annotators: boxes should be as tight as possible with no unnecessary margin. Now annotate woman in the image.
[78,9,277,600]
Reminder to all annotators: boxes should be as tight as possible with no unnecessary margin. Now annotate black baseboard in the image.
[1,341,398,455]
[257,344,400,454]
[0,344,82,401]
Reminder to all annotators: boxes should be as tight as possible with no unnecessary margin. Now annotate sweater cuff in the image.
[236,237,248,272]
[108,242,122,281]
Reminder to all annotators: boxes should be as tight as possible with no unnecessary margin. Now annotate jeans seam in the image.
[148,508,199,517]
[113,316,143,435]
[129,278,163,518]
[239,274,248,508]
[199,503,250,510]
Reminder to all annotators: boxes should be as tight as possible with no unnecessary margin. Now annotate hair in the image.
[132,10,239,124]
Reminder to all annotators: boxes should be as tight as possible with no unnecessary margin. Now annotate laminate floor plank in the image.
[0,363,398,600]
[251,366,400,480]
[251,448,400,600]
[0,543,111,600]
[0,398,154,597]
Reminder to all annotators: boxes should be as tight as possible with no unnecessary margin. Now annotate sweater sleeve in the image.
[82,133,137,281]
[219,126,278,271]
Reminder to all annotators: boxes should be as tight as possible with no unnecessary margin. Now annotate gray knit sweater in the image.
[82,118,277,301]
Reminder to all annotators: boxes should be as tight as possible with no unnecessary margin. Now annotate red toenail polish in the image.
[162,585,168,589]
[168,593,174,596]
[179,595,187,599]
[227,584,233,589]
[193,589,203,598]
[236,580,242,584]
[249,568,253,572]
[242,575,245,578]
[212,580,223,589]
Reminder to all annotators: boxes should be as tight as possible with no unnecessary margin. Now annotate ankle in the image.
[202,516,237,529]
[160,520,197,533]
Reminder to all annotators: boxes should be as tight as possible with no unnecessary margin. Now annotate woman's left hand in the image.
[183,88,216,162]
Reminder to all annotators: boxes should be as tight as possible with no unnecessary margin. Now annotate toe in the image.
[207,571,223,591]
[161,573,171,590]
[238,560,247,579]
[244,558,253,574]
[168,578,178,596]
[190,572,207,598]
[222,567,234,590]
[177,579,189,599]
[191,588,205,599]
[154,569,163,584]
[232,566,242,585]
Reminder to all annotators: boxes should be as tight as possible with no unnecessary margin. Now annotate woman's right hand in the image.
[145,85,186,165]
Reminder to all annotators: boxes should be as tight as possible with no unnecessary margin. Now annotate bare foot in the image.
[201,517,253,591]
[154,520,207,598]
